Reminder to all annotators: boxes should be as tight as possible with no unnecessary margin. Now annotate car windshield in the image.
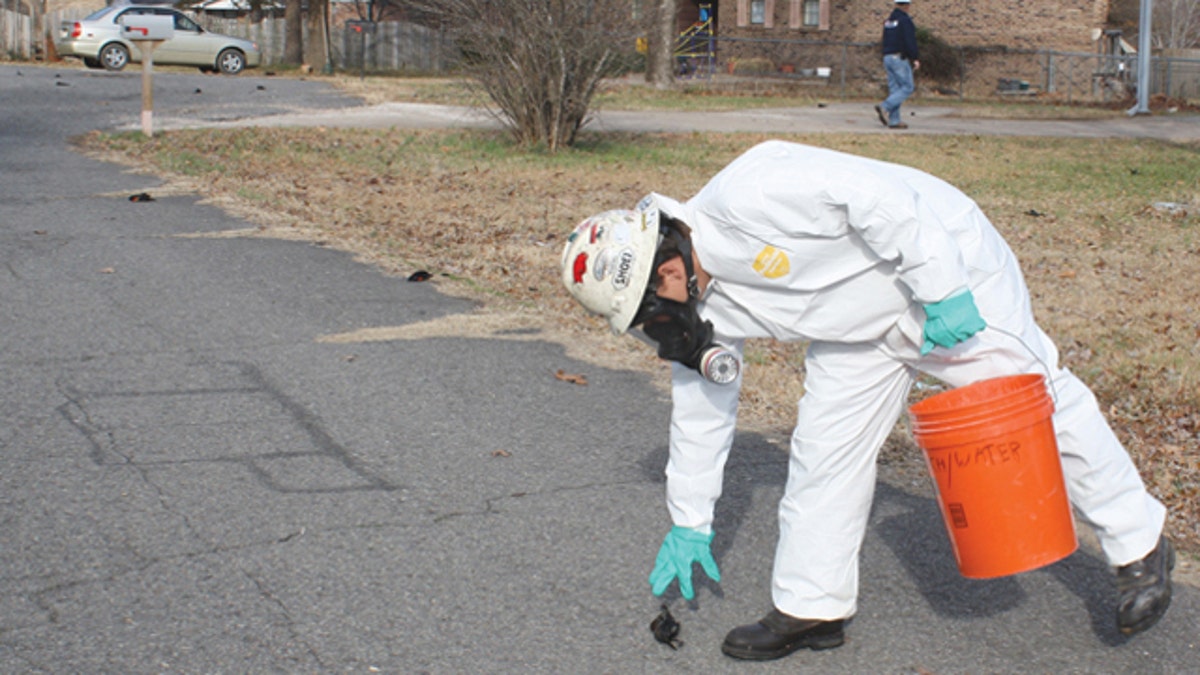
[83,6,119,20]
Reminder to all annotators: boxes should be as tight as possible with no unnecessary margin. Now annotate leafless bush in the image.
[416,0,637,150]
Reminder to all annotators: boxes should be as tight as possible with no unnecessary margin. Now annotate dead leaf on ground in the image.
[491,449,511,458]
[555,369,587,385]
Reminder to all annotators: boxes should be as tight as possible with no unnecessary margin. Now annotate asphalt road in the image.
[1,63,1197,673]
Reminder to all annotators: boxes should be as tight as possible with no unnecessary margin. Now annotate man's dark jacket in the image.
[881,8,919,61]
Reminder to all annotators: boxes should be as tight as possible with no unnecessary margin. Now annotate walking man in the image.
[876,0,920,129]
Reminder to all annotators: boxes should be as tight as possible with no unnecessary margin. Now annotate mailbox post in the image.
[120,15,175,137]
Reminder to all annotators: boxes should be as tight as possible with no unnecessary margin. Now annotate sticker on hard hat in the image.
[612,220,632,245]
[592,248,613,281]
[612,248,636,289]
[572,252,589,284]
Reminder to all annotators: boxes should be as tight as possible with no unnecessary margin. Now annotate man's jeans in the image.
[881,54,914,126]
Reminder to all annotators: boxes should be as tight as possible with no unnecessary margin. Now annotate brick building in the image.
[695,0,1109,51]
[674,0,1116,94]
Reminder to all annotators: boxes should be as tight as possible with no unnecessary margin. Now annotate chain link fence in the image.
[676,35,1200,103]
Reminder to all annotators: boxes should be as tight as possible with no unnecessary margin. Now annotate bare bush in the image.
[417,0,637,150]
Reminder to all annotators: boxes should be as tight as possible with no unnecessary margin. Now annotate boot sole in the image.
[721,630,845,661]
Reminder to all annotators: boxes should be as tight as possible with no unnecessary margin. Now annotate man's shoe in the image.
[1117,535,1175,636]
[874,105,889,127]
[888,123,909,129]
[721,609,845,661]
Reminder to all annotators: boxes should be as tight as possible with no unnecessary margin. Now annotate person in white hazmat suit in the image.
[560,140,1174,661]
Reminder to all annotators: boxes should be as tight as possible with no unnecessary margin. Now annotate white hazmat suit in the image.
[654,140,1166,620]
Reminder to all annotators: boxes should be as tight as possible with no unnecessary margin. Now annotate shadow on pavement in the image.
[638,428,1132,646]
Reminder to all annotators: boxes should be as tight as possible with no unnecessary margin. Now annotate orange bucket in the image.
[908,374,1077,578]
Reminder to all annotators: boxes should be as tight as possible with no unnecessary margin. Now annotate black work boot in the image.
[1116,535,1175,636]
[721,608,845,661]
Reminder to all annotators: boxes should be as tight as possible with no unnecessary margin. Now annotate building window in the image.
[741,0,776,28]
[802,0,819,26]
[789,0,829,30]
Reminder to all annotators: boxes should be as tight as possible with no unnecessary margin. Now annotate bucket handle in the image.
[984,324,1060,406]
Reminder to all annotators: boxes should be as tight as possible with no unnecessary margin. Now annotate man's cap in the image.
[895,0,910,4]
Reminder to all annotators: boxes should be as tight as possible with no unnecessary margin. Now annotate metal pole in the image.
[958,47,965,100]
[839,43,847,99]
[1046,50,1055,94]
[1129,0,1153,115]
[322,0,333,74]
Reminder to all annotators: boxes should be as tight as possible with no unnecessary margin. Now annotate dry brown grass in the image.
[77,127,1200,561]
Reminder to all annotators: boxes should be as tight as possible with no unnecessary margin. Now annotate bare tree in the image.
[416,0,637,151]
[1153,0,1200,48]
[284,0,303,65]
[1111,0,1200,50]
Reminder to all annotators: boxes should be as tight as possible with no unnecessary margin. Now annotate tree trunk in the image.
[284,0,303,65]
[32,0,46,59]
[645,0,677,88]
[304,0,329,71]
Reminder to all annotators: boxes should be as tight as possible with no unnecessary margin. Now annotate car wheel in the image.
[83,57,103,69]
[99,43,129,71]
[216,48,245,75]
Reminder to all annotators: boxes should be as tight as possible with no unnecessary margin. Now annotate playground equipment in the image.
[674,4,715,79]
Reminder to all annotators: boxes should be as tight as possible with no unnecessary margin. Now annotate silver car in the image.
[56,5,261,75]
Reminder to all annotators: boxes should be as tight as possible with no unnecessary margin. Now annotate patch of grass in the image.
[77,127,1200,556]
[235,186,270,202]
[163,150,224,175]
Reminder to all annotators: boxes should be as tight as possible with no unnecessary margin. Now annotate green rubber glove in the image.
[921,289,986,355]
[649,526,721,600]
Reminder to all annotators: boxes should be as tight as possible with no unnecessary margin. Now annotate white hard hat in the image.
[560,196,671,335]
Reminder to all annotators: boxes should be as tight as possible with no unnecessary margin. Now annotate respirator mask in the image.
[630,222,740,385]
[633,295,740,385]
